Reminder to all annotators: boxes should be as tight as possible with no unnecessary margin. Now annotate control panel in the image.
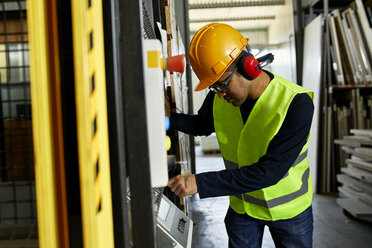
[156,195,193,248]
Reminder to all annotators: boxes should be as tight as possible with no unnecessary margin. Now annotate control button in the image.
[177,218,186,233]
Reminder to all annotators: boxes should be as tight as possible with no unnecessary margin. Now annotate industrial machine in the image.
[126,38,192,247]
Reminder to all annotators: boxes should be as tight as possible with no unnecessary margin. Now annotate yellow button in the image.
[165,136,171,151]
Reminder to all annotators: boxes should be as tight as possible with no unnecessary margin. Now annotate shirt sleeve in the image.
[170,91,215,136]
[196,93,314,198]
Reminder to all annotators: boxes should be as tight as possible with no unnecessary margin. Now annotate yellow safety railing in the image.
[71,0,115,247]
[27,0,69,247]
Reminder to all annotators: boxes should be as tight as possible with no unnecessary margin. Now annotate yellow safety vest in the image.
[213,73,314,221]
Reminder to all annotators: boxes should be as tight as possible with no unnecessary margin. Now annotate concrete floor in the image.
[190,146,372,248]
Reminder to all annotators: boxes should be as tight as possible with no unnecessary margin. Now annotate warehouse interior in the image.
[1,0,372,247]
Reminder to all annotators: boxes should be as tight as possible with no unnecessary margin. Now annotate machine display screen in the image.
[158,197,171,221]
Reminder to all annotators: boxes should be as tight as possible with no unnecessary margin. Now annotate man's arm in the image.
[169,93,314,198]
[170,91,215,136]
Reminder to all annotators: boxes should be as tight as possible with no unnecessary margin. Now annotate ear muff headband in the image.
[238,49,275,80]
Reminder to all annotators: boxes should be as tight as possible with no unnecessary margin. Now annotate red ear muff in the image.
[244,55,262,79]
[238,53,262,80]
[238,52,274,80]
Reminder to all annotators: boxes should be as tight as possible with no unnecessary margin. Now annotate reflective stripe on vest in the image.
[223,149,307,172]
[224,150,308,208]
[234,168,309,208]
[281,149,308,179]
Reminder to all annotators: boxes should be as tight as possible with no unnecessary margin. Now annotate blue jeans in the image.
[224,206,313,248]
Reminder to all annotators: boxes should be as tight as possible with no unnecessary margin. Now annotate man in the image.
[167,23,314,248]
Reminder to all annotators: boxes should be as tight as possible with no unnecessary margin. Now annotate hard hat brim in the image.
[194,80,212,91]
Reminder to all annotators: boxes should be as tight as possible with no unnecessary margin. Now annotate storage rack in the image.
[299,0,372,193]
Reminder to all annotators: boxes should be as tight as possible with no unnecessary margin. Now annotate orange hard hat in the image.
[188,23,249,91]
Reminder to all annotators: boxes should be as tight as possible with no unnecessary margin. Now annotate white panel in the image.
[240,30,268,45]
[302,15,323,192]
[268,0,294,44]
[142,39,168,187]
[189,6,281,20]
[267,0,296,82]
[269,41,296,83]
[189,21,272,33]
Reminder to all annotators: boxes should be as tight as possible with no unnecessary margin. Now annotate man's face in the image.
[214,70,249,106]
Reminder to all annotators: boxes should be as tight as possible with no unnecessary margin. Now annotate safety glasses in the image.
[208,68,237,93]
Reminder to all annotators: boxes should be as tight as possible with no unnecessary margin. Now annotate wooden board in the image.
[338,185,366,199]
[334,139,360,147]
[341,167,372,182]
[344,135,372,146]
[355,0,372,63]
[341,146,355,154]
[337,174,372,195]
[332,9,357,84]
[346,158,372,172]
[350,129,372,137]
[329,15,345,85]
[339,185,372,207]
[352,147,372,161]
[337,198,372,218]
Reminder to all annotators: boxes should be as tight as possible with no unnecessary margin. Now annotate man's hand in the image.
[168,174,198,198]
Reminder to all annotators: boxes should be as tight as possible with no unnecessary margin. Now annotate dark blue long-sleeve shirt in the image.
[170,72,314,199]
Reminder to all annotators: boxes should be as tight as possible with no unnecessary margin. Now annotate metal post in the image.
[119,0,156,247]
[174,0,196,174]
[183,0,196,175]
[102,0,131,247]
[292,0,304,85]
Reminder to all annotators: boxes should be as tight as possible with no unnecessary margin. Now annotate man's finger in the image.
[174,184,184,195]
[170,179,182,192]
[167,177,175,186]
[168,175,182,186]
